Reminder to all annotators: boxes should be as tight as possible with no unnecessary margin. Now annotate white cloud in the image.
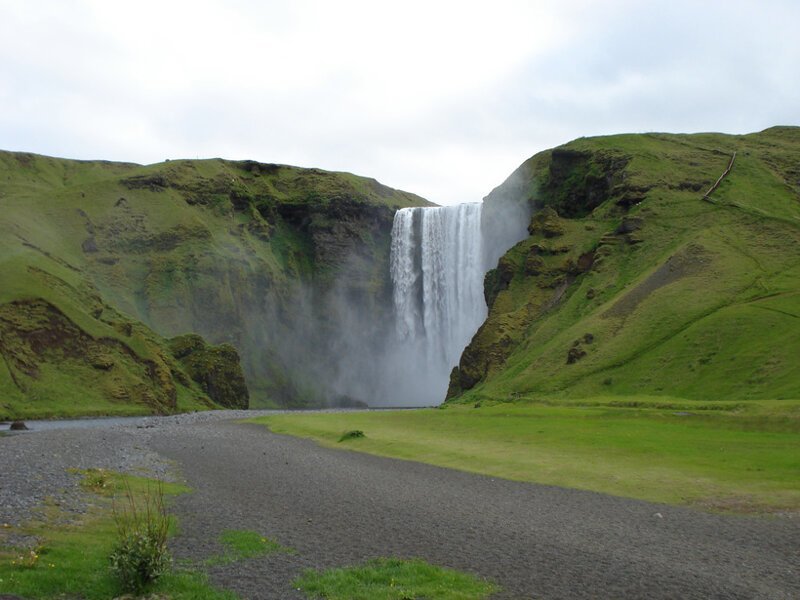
[1,0,798,204]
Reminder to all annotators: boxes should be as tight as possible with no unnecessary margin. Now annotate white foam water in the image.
[389,203,486,403]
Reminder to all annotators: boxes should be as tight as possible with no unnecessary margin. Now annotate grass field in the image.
[249,397,800,514]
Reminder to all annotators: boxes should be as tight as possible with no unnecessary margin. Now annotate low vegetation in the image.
[251,397,800,513]
[207,529,293,566]
[109,479,171,594]
[294,557,497,600]
[338,429,366,442]
[0,470,236,599]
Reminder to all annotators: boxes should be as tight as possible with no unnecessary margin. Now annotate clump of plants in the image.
[10,547,42,569]
[338,429,365,442]
[80,467,112,493]
[109,479,171,594]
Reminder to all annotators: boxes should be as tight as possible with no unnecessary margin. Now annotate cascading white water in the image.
[389,203,486,403]
[268,185,528,409]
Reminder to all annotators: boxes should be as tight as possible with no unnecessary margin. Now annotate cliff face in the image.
[448,127,800,402]
[0,152,430,415]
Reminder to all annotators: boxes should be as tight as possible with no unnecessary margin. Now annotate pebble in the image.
[0,410,281,532]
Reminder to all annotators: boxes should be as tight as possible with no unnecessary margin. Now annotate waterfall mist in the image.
[252,193,530,408]
[385,195,530,405]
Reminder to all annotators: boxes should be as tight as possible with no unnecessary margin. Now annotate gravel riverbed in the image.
[0,411,277,528]
[1,411,799,599]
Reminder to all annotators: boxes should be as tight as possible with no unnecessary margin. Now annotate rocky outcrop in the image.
[169,334,249,409]
[527,207,565,238]
[539,148,630,217]
[483,255,516,309]
[0,298,218,417]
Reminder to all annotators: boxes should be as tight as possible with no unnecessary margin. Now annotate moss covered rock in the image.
[169,334,249,409]
[0,297,211,418]
[527,207,565,237]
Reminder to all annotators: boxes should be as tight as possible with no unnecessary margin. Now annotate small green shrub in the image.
[338,430,365,442]
[109,479,171,594]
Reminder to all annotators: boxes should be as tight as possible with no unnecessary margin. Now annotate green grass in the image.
[454,127,800,404]
[0,471,237,599]
[206,529,293,565]
[294,557,497,600]
[73,468,190,498]
[249,399,800,513]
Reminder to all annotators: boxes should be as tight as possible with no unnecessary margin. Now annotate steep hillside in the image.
[0,248,248,418]
[449,127,800,402]
[0,152,429,414]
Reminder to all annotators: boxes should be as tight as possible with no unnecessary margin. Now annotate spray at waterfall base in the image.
[369,200,529,406]
[269,198,529,408]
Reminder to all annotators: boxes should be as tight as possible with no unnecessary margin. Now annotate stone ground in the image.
[1,411,798,599]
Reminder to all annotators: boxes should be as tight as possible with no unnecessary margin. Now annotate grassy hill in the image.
[4,126,798,418]
[449,126,800,404]
[0,152,429,417]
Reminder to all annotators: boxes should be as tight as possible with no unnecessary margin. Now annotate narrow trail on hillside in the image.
[147,419,799,600]
[702,151,737,201]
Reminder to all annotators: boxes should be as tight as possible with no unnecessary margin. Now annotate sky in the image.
[1,1,798,205]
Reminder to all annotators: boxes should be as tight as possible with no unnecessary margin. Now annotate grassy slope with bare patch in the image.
[451,126,800,403]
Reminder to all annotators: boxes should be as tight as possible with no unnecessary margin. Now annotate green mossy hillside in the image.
[0,260,217,419]
[0,151,430,415]
[449,126,800,403]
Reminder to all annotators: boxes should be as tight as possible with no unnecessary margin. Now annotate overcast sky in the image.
[1,1,798,205]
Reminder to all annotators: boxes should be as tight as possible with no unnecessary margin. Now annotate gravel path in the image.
[2,412,799,599]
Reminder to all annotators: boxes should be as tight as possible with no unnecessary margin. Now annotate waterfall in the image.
[266,187,528,409]
[389,203,487,403]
